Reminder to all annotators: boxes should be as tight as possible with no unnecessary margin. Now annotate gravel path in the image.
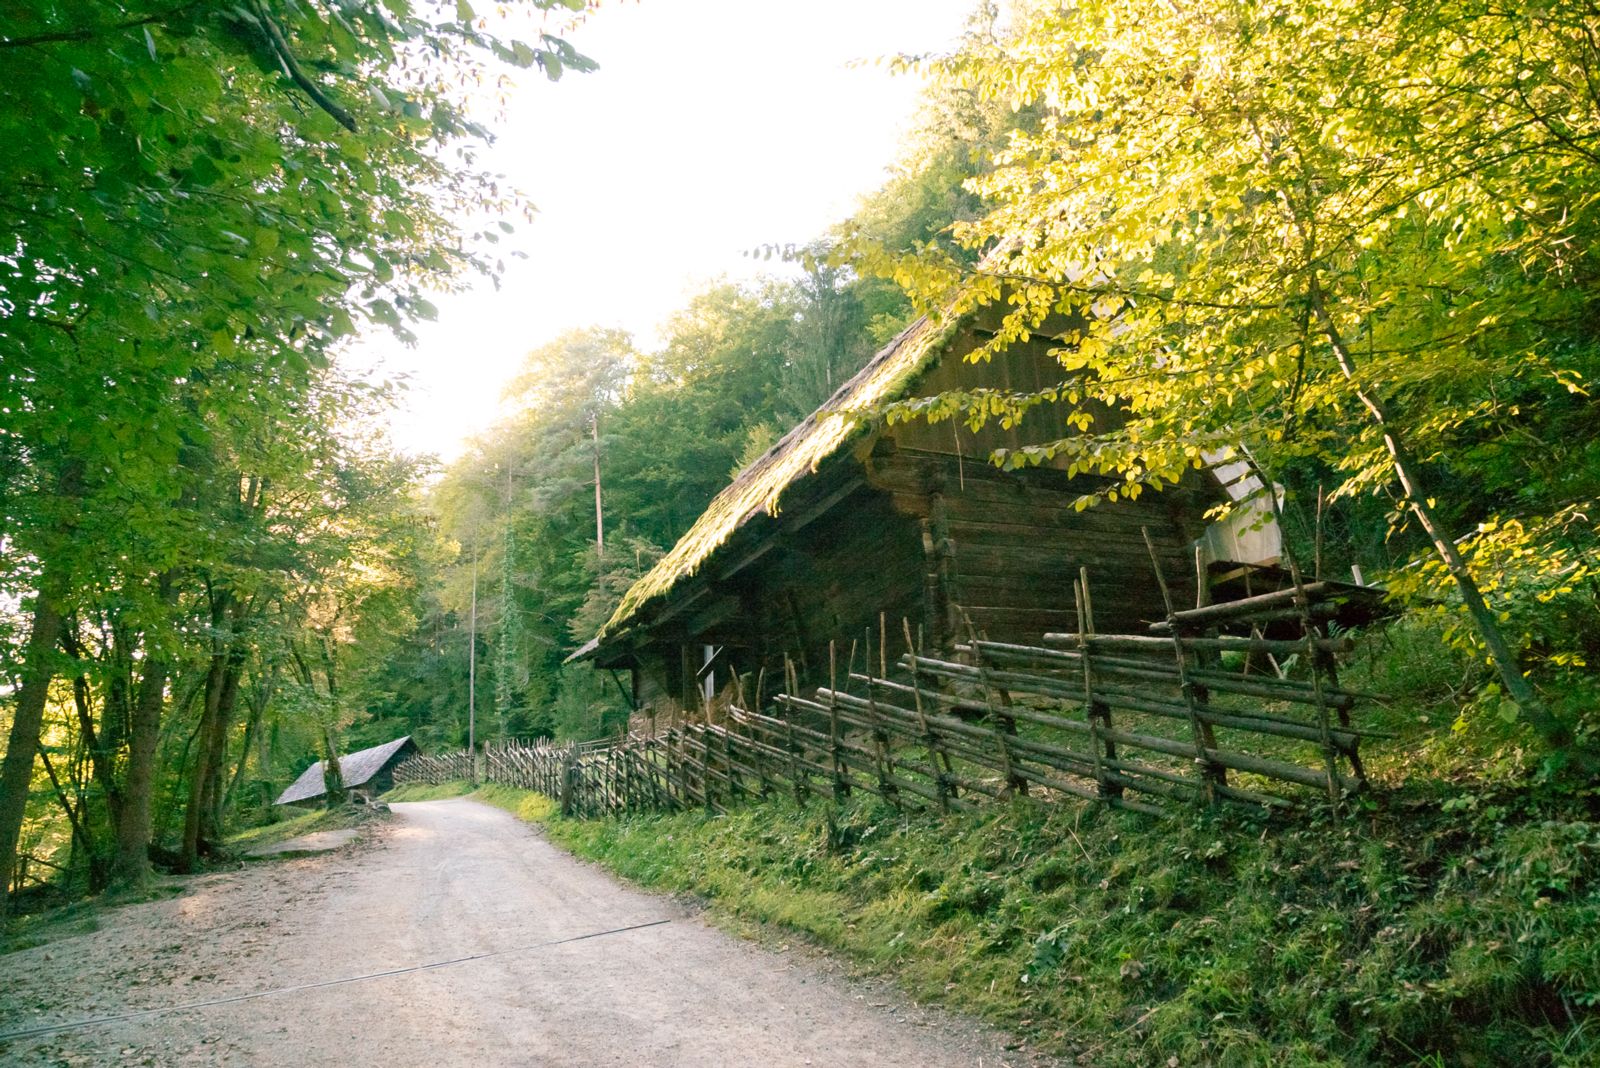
[0,798,1053,1066]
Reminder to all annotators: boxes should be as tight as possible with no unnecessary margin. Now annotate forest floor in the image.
[0,798,1051,1067]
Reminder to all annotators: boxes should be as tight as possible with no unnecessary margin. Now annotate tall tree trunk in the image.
[102,618,133,760]
[1309,282,1583,757]
[592,412,604,560]
[62,621,123,828]
[181,589,231,871]
[222,664,273,816]
[317,634,345,805]
[320,727,345,805]
[201,649,246,841]
[36,743,96,884]
[0,575,67,914]
[111,572,177,888]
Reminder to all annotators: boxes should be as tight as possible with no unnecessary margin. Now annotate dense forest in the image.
[5,0,1600,918]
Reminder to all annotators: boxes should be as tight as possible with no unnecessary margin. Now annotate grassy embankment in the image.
[384,781,476,803]
[223,803,381,855]
[416,622,1600,1066]
[437,781,1595,1067]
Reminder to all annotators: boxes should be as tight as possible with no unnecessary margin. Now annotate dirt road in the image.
[1,799,1049,1066]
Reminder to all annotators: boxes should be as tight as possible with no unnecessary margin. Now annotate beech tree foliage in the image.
[0,0,590,905]
[860,0,1600,760]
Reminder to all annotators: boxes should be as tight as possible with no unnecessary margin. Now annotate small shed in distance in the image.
[274,736,419,806]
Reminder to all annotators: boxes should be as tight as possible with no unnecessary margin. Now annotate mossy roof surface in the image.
[274,736,417,804]
[597,312,960,643]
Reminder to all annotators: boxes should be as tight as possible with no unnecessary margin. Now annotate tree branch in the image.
[1,3,201,49]
[250,0,358,133]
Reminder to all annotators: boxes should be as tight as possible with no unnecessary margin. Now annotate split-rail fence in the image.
[394,566,1385,821]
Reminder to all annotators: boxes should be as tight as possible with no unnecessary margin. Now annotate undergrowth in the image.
[454,778,1599,1067]
[222,802,375,853]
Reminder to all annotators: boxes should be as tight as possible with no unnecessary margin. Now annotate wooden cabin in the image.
[274,736,420,806]
[578,309,1280,721]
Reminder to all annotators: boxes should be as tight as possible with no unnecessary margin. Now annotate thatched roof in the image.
[274,736,418,805]
[596,312,963,645]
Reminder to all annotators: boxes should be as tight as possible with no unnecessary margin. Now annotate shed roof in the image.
[597,312,961,643]
[274,736,417,805]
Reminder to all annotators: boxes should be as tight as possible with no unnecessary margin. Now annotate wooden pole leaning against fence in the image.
[959,608,1028,799]
[862,623,901,807]
[1075,571,1116,800]
[827,641,851,801]
[1142,528,1226,803]
[782,657,810,805]
[902,618,953,813]
[733,671,772,800]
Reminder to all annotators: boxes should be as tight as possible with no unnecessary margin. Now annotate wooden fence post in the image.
[827,641,850,801]
[1076,570,1121,799]
[862,625,900,807]
[782,658,810,805]
[960,609,1027,799]
[559,749,578,817]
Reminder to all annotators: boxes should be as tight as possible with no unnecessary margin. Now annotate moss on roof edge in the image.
[595,311,962,645]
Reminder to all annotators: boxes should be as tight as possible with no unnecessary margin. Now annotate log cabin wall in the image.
[859,321,1209,644]
[864,447,1206,645]
[611,472,926,720]
[692,484,926,695]
[606,319,1237,716]
[622,449,1209,711]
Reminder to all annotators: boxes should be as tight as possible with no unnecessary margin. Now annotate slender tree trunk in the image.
[468,549,478,766]
[156,678,205,850]
[222,664,273,816]
[592,412,604,560]
[62,622,123,827]
[318,635,345,805]
[36,743,94,877]
[111,572,177,887]
[0,579,66,913]
[102,619,133,760]
[181,590,230,871]
[1309,283,1582,755]
[200,648,245,846]
[112,647,170,886]
[320,727,345,805]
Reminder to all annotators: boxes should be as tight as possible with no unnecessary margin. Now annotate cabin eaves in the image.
[597,313,963,643]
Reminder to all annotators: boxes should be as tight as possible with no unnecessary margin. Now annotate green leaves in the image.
[0,0,601,845]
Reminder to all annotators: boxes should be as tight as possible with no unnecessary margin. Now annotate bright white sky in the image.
[353,0,979,462]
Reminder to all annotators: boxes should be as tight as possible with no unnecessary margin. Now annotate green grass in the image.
[468,782,559,822]
[223,802,376,853]
[449,777,1598,1067]
[384,781,476,802]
